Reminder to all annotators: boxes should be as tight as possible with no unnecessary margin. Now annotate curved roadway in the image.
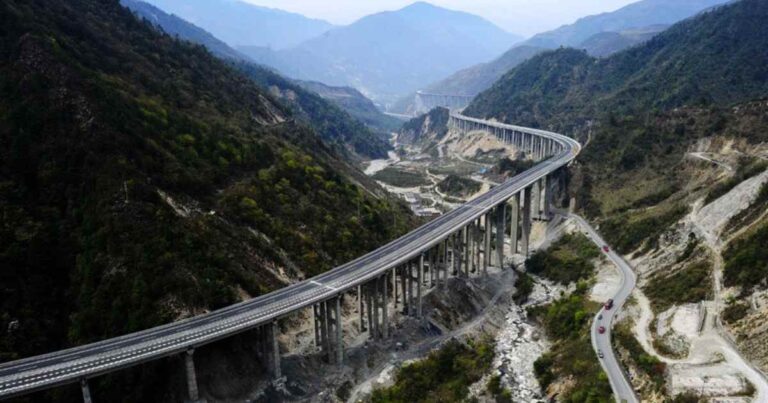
[0,114,580,399]
[569,213,639,403]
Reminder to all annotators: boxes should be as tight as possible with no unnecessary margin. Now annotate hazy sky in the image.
[242,0,639,37]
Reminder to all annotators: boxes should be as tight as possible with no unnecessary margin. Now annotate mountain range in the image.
[238,2,522,105]
[394,0,731,113]
[143,0,334,49]
[122,0,393,156]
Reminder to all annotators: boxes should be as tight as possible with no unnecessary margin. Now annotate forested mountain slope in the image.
[468,1,768,398]
[122,0,391,159]
[0,0,414,401]
[466,0,768,133]
[395,0,729,114]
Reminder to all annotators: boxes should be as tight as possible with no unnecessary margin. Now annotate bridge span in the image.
[0,113,581,402]
[414,91,474,114]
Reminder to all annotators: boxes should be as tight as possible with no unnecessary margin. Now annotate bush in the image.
[371,337,495,403]
[526,233,599,285]
[723,223,768,293]
[644,260,712,312]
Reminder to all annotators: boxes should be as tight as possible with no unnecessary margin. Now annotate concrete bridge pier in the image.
[417,253,424,318]
[401,264,409,315]
[495,203,506,268]
[314,304,324,347]
[80,379,92,403]
[531,180,541,221]
[184,349,199,402]
[357,286,364,332]
[509,194,520,256]
[381,274,389,338]
[333,296,343,365]
[521,187,532,256]
[542,175,552,220]
[371,281,380,339]
[483,213,491,275]
[462,226,469,276]
[270,321,282,377]
[392,267,398,308]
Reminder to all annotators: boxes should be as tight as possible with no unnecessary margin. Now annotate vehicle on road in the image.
[604,299,614,310]
[598,326,606,334]
[598,314,603,320]
[603,245,610,252]
[598,350,604,358]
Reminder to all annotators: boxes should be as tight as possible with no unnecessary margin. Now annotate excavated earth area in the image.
[621,139,768,401]
[365,128,522,215]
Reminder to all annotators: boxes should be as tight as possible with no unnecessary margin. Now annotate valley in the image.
[1,0,767,402]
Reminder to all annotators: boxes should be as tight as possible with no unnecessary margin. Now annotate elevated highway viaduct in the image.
[0,113,581,402]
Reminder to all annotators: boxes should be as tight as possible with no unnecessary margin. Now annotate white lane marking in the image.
[311,280,338,292]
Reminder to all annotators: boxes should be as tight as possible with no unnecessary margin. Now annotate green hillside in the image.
[0,0,414,400]
[467,0,768,130]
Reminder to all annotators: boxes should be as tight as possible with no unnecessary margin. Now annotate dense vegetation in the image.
[371,337,495,403]
[372,167,430,188]
[644,261,712,313]
[437,175,481,198]
[122,0,392,159]
[467,0,768,130]
[0,1,415,401]
[494,157,535,177]
[465,0,768,240]
[530,283,613,402]
[239,62,392,159]
[723,222,768,294]
[526,233,600,285]
[613,321,666,392]
[599,204,689,254]
[399,107,450,146]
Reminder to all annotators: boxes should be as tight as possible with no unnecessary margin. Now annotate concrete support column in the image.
[324,300,333,358]
[401,265,408,315]
[392,267,398,307]
[184,349,199,402]
[542,175,552,221]
[271,320,281,378]
[407,262,415,315]
[358,285,364,332]
[522,187,532,256]
[496,203,506,268]
[417,253,424,318]
[532,180,541,221]
[314,304,322,347]
[334,296,343,365]
[372,281,380,339]
[509,194,520,255]
[464,225,471,276]
[382,275,389,338]
[365,284,374,338]
[81,379,92,403]
[475,219,482,273]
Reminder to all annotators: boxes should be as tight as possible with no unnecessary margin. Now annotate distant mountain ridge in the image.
[122,0,392,158]
[143,0,334,49]
[242,2,523,105]
[394,0,730,114]
[465,0,768,130]
[526,0,729,49]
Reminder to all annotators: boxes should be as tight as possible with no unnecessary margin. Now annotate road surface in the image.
[569,213,639,403]
[0,115,580,399]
